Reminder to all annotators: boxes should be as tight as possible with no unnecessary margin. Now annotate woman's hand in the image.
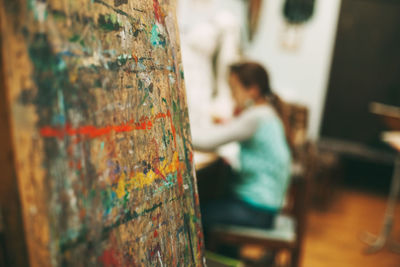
[233,105,244,117]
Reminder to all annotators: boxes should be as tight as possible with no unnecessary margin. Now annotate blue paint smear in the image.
[113,164,121,175]
[57,50,79,57]
[138,62,146,70]
[51,114,66,125]
[57,57,67,71]
[57,89,65,112]
[51,89,66,125]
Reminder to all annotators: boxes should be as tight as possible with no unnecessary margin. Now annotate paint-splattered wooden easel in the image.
[0,0,204,266]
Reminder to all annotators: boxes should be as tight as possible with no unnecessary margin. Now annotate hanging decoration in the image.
[281,0,316,50]
[247,0,263,42]
[283,0,315,24]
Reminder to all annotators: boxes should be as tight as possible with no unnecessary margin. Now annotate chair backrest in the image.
[284,101,309,157]
[281,101,310,215]
[280,101,315,266]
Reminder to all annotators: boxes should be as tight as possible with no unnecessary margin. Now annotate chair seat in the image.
[211,215,297,246]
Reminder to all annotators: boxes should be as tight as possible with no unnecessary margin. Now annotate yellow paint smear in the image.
[114,152,182,198]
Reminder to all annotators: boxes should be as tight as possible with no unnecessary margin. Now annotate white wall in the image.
[245,0,342,139]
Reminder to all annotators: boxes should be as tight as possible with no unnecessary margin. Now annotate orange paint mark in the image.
[132,53,138,64]
[177,169,183,189]
[153,230,158,238]
[79,209,86,219]
[99,248,121,267]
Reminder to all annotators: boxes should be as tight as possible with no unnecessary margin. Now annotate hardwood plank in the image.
[303,188,400,267]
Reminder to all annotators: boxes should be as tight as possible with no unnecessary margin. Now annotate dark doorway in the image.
[321,0,400,153]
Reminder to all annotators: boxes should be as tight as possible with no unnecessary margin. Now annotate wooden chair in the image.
[209,160,311,266]
[208,103,314,267]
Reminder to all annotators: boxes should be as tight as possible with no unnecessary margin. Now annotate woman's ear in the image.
[248,85,262,98]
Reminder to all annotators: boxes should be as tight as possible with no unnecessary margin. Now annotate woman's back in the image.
[234,105,292,212]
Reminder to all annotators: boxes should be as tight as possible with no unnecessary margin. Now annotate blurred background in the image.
[178,0,400,266]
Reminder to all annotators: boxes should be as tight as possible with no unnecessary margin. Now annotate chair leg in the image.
[290,247,300,267]
[207,234,218,252]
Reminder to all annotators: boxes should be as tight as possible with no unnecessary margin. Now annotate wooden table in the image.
[194,151,219,171]
[362,131,400,253]
[362,103,400,253]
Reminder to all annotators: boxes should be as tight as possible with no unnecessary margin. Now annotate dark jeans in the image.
[201,197,276,259]
[197,158,276,257]
[198,159,276,231]
[201,198,276,232]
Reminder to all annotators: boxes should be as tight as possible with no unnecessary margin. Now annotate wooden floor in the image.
[302,188,400,267]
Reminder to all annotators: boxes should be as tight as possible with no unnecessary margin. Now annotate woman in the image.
[192,62,292,232]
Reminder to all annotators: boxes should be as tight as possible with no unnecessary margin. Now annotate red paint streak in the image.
[153,0,163,23]
[40,111,171,140]
[152,213,161,222]
[99,248,121,267]
[150,243,161,259]
[153,230,158,238]
[189,151,193,164]
[197,239,201,260]
[153,167,167,182]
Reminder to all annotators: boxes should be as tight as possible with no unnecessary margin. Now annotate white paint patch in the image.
[165,15,177,48]
[157,251,164,267]
[36,1,47,23]
[29,205,38,215]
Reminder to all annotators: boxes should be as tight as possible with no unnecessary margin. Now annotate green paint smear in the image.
[98,13,123,31]
[69,34,80,42]
[52,10,67,21]
[139,91,149,106]
[28,33,82,122]
[69,34,86,47]
[117,54,132,66]
[59,201,165,252]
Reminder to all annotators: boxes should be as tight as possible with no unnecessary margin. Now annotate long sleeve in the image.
[191,106,274,151]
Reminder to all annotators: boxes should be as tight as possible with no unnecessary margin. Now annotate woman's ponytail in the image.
[229,62,292,149]
[269,93,293,150]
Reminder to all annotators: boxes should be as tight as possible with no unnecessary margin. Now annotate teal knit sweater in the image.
[192,105,292,211]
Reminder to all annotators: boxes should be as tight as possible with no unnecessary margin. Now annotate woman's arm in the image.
[191,109,261,151]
